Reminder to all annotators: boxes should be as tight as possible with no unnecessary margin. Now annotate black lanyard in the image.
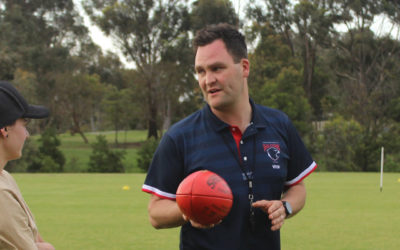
[221,127,257,230]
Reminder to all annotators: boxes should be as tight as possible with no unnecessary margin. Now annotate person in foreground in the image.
[142,23,317,250]
[0,81,55,250]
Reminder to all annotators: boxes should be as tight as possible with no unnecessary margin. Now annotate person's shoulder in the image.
[0,171,15,201]
[0,169,11,177]
[0,170,14,189]
[166,109,205,137]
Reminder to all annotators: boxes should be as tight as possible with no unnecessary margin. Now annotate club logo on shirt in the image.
[263,143,281,163]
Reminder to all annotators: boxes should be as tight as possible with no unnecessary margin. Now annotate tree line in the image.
[1,0,400,172]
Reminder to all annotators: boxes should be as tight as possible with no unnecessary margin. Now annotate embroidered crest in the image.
[263,143,281,163]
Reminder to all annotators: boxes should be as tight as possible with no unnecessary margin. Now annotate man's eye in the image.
[213,67,222,72]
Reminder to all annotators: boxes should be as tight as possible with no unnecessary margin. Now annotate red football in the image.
[176,170,233,225]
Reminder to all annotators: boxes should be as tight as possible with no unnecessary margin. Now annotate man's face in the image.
[195,39,249,112]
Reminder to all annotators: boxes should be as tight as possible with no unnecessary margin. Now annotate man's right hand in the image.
[182,214,221,229]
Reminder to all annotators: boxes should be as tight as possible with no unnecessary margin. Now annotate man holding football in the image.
[142,23,317,249]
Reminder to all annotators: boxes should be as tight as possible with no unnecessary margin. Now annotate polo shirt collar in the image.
[203,98,267,132]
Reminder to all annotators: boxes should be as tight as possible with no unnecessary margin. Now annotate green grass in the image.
[14,172,400,250]
[281,172,400,250]
[32,130,148,173]
[15,173,180,250]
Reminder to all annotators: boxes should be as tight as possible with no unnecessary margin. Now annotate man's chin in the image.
[209,102,232,112]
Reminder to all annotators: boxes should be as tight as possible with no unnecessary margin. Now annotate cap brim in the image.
[23,105,50,119]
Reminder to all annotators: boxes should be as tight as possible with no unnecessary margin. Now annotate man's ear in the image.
[241,58,250,78]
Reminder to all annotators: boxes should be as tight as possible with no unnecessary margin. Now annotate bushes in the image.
[314,115,400,172]
[314,116,364,171]
[136,137,159,172]
[88,135,126,173]
[88,135,159,173]
[27,128,65,173]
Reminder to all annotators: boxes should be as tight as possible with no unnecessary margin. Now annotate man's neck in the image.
[211,99,252,133]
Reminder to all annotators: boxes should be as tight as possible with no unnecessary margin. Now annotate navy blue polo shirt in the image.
[142,100,317,250]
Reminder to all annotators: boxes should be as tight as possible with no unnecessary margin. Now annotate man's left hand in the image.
[252,200,286,231]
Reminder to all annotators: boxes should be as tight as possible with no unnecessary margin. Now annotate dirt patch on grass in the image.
[110,142,144,149]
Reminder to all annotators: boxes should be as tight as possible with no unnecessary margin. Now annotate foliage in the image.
[83,0,193,139]
[315,116,364,171]
[190,0,239,31]
[136,138,160,172]
[47,130,147,173]
[88,135,126,173]
[55,73,108,143]
[248,24,312,136]
[27,128,65,173]
[383,154,400,172]
[102,86,138,144]
[0,0,94,116]
[257,67,313,136]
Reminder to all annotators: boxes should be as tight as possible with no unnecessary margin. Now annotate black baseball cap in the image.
[0,80,49,128]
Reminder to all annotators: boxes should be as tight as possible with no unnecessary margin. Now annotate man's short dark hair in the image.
[193,23,247,63]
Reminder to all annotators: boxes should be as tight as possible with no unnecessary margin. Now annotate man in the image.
[142,23,317,249]
[0,80,55,250]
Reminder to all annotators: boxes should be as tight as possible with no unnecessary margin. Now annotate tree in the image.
[87,51,127,90]
[248,23,312,136]
[55,73,107,143]
[190,0,239,31]
[329,0,400,171]
[247,0,343,118]
[102,87,136,144]
[0,0,101,132]
[83,0,191,139]
[246,0,294,55]
[332,32,400,170]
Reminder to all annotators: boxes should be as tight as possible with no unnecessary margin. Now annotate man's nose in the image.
[205,72,216,85]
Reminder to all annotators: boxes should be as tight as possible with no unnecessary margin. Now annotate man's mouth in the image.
[208,88,220,94]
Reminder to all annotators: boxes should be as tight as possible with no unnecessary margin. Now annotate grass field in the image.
[14,172,400,250]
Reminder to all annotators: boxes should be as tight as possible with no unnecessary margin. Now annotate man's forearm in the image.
[148,195,186,229]
[281,181,306,218]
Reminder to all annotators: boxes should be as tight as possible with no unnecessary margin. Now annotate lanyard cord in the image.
[221,129,257,230]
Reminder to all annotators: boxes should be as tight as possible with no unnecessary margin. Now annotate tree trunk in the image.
[147,103,158,139]
[72,110,89,144]
[147,78,158,139]
[162,99,171,131]
[114,124,119,145]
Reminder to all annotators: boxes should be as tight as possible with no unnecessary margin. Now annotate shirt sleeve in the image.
[0,190,38,250]
[284,118,317,186]
[142,133,185,200]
